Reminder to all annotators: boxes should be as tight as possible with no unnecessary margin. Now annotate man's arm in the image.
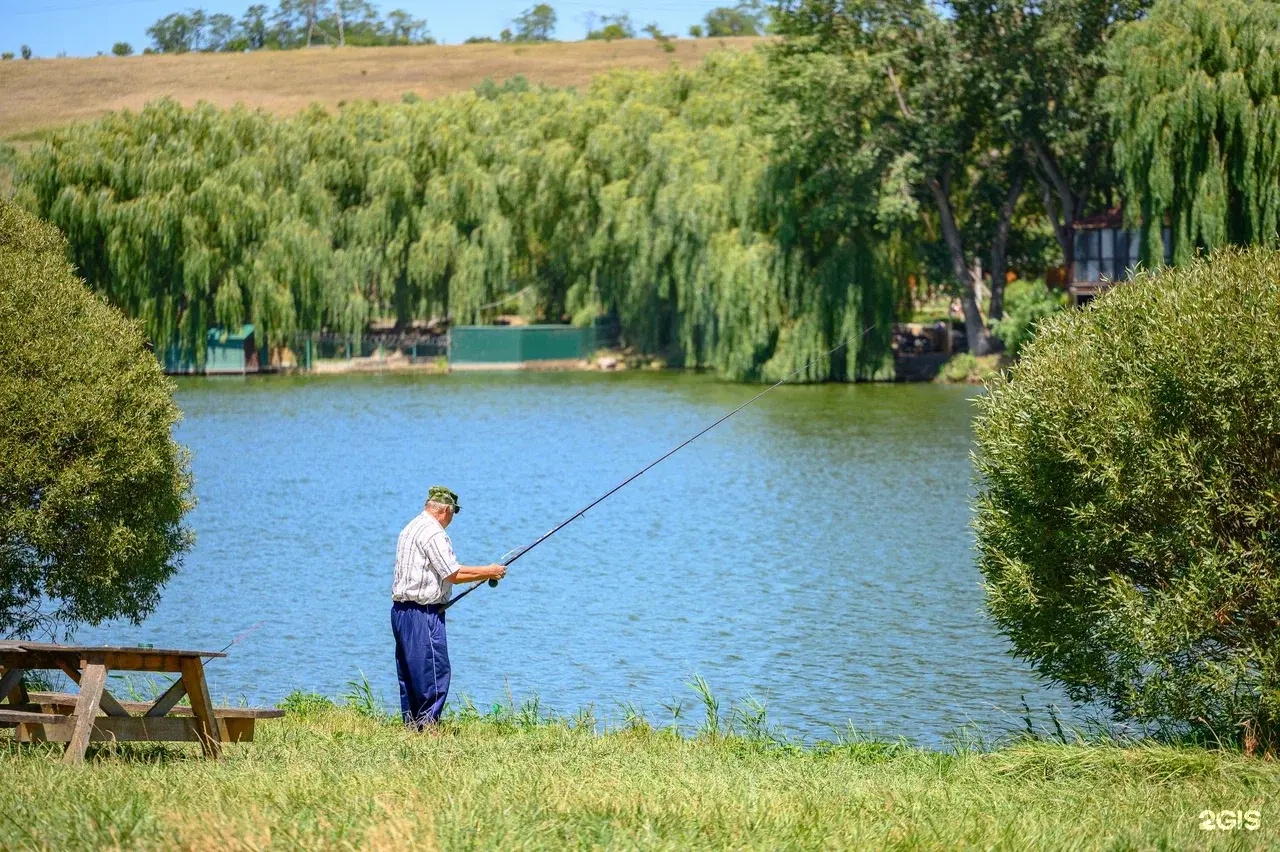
[446,564,506,584]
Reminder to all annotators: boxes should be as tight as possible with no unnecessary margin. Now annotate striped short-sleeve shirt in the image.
[391,511,462,605]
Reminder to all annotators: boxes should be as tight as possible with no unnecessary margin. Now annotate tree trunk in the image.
[926,173,995,356]
[306,0,316,47]
[988,170,1026,323]
[1030,141,1078,283]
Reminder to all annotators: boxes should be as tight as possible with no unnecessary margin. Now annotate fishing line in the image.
[443,330,871,611]
[203,620,265,663]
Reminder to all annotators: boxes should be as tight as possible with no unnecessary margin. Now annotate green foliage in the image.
[471,74,539,98]
[280,690,338,715]
[936,352,1000,384]
[111,41,134,56]
[953,0,1147,272]
[343,671,390,719]
[939,353,979,383]
[1,52,13,61]
[146,11,205,52]
[586,13,635,41]
[16,52,892,381]
[769,0,1021,357]
[975,246,1280,749]
[20,45,32,60]
[990,279,1066,358]
[512,4,556,42]
[1104,0,1280,265]
[641,23,677,52]
[146,1,433,52]
[0,201,193,638]
[703,3,762,37]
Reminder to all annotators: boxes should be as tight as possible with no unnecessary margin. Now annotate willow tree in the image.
[16,51,899,381]
[1103,0,1280,264]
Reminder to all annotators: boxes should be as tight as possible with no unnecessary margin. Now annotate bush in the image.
[941,352,980,383]
[281,691,337,716]
[0,201,193,637]
[974,247,1280,750]
[991,279,1066,358]
[937,352,1000,384]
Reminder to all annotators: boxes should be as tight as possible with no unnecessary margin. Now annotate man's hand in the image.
[448,563,509,584]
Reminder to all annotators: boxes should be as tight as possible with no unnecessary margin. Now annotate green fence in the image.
[449,325,595,366]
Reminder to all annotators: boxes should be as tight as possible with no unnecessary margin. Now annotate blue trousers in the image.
[391,601,451,727]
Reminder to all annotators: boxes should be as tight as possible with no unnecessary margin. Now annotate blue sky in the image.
[4,0,738,58]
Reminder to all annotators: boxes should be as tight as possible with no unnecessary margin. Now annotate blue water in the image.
[80,371,1067,744]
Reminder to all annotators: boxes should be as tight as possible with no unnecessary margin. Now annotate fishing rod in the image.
[203,621,265,663]
[443,331,869,611]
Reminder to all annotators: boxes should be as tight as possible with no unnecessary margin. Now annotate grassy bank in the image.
[0,37,760,140]
[2,698,1277,849]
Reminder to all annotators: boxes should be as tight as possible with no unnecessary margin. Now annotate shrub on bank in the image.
[0,201,192,637]
[974,246,1280,750]
[936,352,1001,384]
[991,279,1066,358]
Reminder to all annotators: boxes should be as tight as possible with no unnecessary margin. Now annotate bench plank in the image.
[19,715,260,744]
[0,709,65,725]
[29,692,284,719]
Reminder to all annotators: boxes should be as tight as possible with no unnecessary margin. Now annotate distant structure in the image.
[164,325,259,375]
[1069,208,1173,307]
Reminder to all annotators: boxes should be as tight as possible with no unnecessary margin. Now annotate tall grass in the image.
[2,678,1277,849]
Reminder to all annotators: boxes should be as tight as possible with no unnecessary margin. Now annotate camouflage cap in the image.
[427,485,461,513]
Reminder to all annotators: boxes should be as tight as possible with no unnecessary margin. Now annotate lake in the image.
[81,371,1067,744]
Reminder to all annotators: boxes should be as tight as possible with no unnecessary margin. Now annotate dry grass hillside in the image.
[0,37,761,139]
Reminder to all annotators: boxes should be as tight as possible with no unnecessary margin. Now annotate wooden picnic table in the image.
[0,640,280,764]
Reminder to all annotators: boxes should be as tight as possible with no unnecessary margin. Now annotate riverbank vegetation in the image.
[11,0,1280,381]
[0,200,192,638]
[15,51,893,381]
[976,246,1280,751]
[2,695,1276,849]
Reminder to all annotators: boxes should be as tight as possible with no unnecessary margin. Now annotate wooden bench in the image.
[0,708,68,727]
[1,641,285,762]
[20,692,284,744]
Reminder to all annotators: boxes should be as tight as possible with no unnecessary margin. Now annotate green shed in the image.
[164,325,260,375]
[449,325,595,368]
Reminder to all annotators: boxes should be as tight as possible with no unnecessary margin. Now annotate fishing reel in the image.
[489,548,523,587]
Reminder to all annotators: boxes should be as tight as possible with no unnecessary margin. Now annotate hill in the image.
[0,38,761,140]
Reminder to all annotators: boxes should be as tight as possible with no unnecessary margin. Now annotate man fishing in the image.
[391,485,505,728]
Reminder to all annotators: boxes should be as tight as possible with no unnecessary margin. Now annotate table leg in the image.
[55,659,131,717]
[63,658,107,765]
[180,657,222,759]
[0,667,25,705]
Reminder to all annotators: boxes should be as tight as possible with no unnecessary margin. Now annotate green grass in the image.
[2,687,1278,850]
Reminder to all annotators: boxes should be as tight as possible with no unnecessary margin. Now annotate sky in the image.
[3,0,738,58]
